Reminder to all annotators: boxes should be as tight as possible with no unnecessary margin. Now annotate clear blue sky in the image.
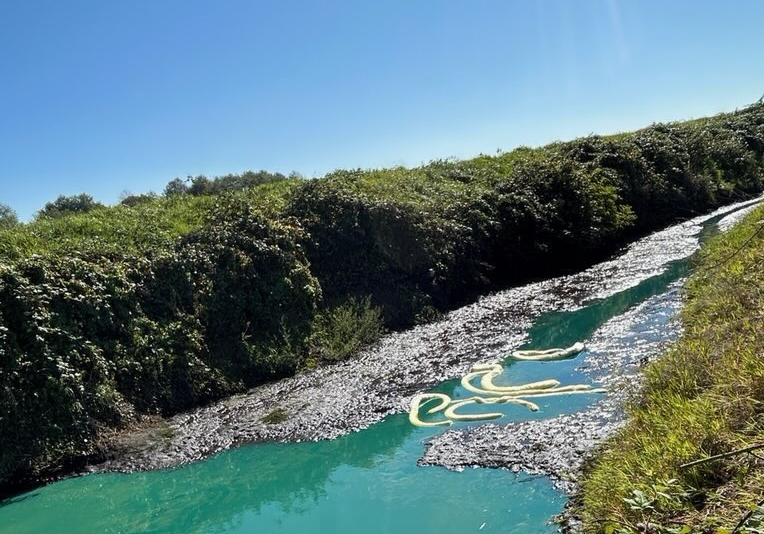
[1,0,763,220]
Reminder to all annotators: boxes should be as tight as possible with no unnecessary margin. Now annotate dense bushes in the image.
[0,200,320,484]
[476,152,637,280]
[285,180,469,326]
[286,104,764,325]
[37,194,104,219]
[1,103,764,489]
[119,192,158,207]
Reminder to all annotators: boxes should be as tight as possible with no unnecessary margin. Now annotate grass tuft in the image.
[261,408,289,425]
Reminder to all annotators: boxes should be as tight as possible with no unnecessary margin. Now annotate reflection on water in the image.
[0,415,564,534]
[523,260,688,351]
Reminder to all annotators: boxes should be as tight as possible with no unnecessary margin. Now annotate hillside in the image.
[1,103,764,491]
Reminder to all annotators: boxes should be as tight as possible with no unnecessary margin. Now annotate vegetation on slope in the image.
[579,203,764,534]
[1,103,764,491]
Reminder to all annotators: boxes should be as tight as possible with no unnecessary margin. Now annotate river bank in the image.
[1,198,761,534]
[575,203,764,533]
[88,198,761,484]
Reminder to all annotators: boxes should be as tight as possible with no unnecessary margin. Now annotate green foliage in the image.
[0,194,212,262]
[737,505,764,534]
[0,203,18,228]
[310,296,385,363]
[579,204,764,533]
[602,479,692,534]
[286,179,472,326]
[0,181,300,263]
[119,191,158,207]
[163,170,288,198]
[37,194,104,219]
[286,103,764,326]
[164,178,189,197]
[0,198,321,484]
[181,198,320,381]
[261,408,289,425]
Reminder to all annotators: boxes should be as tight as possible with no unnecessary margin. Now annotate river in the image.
[0,198,761,534]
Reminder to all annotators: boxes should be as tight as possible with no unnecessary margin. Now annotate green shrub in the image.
[261,408,289,425]
[163,170,288,197]
[0,203,18,228]
[119,192,158,207]
[37,194,105,219]
[310,296,385,362]
[0,199,321,483]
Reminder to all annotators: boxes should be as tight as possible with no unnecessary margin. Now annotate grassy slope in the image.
[0,155,525,265]
[2,106,760,268]
[580,204,764,534]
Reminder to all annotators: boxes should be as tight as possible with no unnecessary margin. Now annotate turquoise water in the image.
[0,215,731,534]
[0,416,564,534]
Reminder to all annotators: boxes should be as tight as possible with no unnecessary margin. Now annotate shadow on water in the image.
[519,207,725,352]
[522,259,689,351]
[517,206,727,353]
[0,493,39,509]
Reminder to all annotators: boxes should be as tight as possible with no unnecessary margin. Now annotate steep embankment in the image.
[578,203,764,533]
[1,103,764,492]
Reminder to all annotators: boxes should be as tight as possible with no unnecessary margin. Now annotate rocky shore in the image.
[91,201,756,477]
[419,280,684,493]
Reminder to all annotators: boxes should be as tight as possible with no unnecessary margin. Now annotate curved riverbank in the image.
[420,278,684,493]
[92,198,761,478]
[1,199,760,534]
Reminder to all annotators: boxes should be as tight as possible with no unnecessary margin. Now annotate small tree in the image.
[188,176,211,196]
[0,203,19,227]
[37,194,103,219]
[164,178,189,197]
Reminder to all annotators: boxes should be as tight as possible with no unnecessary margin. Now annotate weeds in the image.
[309,296,385,363]
[580,204,764,533]
[261,408,289,425]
